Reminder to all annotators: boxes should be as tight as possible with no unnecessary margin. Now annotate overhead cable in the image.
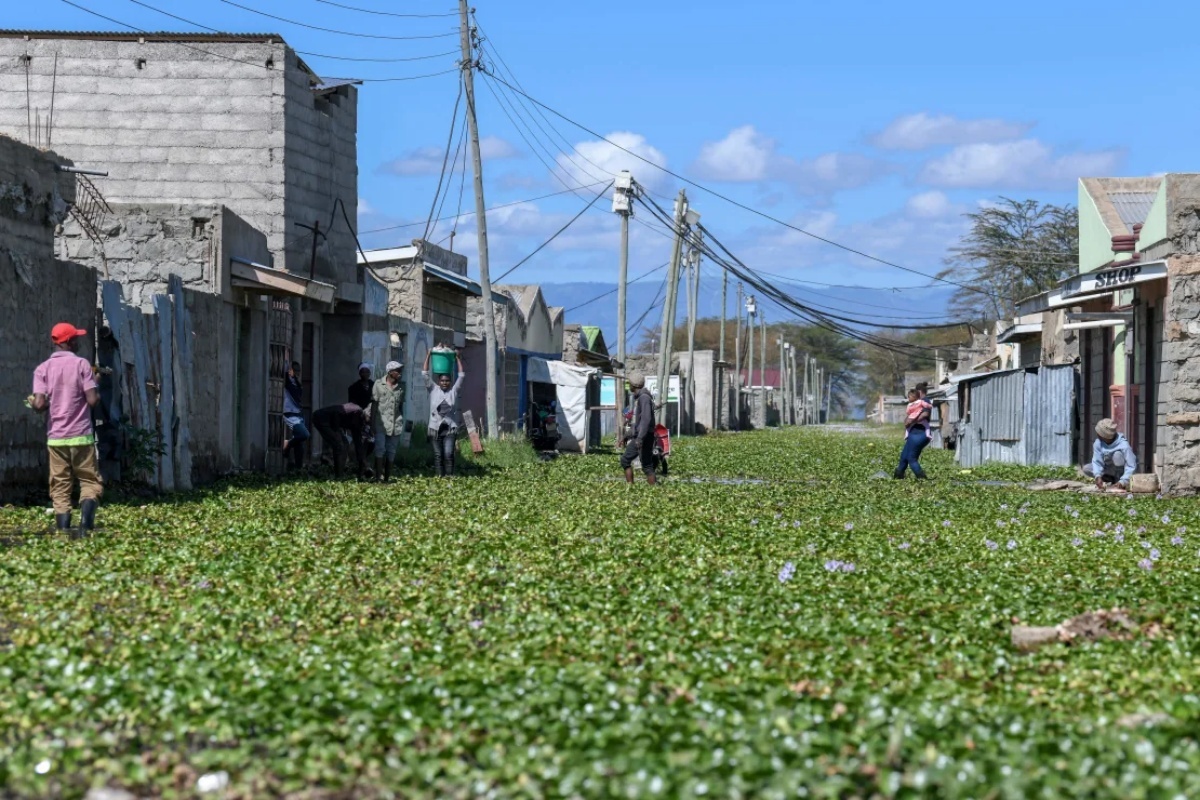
[217,0,460,40]
[494,181,614,283]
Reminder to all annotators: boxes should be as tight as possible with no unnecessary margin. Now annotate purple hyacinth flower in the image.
[1129,508,1138,517]
[1172,535,1184,546]
[1114,533,1125,543]
[942,520,951,528]
[844,522,854,531]
[778,562,796,583]
[996,520,1007,528]
[1150,548,1161,561]
[898,542,912,550]
[1138,558,1154,571]
[985,540,998,551]
[1007,540,1018,550]
[469,619,484,630]
[1162,515,1171,524]
[1141,541,1152,550]
[1071,537,1083,547]
[840,562,856,573]
[824,559,842,572]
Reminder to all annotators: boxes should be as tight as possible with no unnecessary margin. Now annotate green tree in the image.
[937,198,1078,321]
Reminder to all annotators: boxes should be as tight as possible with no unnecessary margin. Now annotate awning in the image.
[230,257,336,304]
[1060,259,1167,301]
[997,322,1043,343]
[422,263,510,304]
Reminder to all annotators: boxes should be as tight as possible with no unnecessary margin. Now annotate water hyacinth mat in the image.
[1,427,1198,798]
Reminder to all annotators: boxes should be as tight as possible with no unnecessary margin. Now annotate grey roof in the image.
[0,30,284,43]
[1109,192,1157,229]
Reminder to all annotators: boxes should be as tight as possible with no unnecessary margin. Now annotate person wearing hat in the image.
[348,361,376,461]
[1084,418,1136,490]
[619,372,657,486]
[371,360,406,482]
[28,322,103,538]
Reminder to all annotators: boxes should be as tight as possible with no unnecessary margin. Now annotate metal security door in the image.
[267,299,293,472]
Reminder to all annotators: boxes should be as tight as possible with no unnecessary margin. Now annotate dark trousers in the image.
[895,428,929,479]
[285,415,309,469]
[620,435,655,474]
[432,423,456,477]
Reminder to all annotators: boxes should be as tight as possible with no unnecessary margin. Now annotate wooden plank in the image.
[461,410,484,454]
[169,275,194,491]
[152,293,176,492]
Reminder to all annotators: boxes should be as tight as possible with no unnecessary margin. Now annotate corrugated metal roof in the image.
[0,30,284,42]
[1109,192,1156,230]
[312,78,362,94]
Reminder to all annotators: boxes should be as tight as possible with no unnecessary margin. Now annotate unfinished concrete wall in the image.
[62,203,218,309]
[1041,308,1080,366]
[0,35,357,288]
[0,134,94,500]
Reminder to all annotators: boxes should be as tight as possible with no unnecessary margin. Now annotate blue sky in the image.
[11,0,1197,321]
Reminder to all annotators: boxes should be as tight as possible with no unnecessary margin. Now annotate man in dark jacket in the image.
[312,402,367,479]
[620,372,657,485]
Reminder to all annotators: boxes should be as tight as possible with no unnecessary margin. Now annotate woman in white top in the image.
[422,347,465,477]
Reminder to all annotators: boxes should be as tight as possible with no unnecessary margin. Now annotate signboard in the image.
[599,375,617,407]
[1060,260,1167,301]
[644,375,681,404]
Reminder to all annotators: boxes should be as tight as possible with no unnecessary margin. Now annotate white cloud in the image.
[872,112,1032,150]
[358,197,373,215]
[690,125,892,195]
[920,139,1124,189]
[692,125,774,181]
[905,190,951,219]
[380,136,520,176]
[479,135,520,160]
[555,131,669,190]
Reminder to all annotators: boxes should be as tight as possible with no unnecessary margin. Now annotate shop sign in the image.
[1061,260,1167,300]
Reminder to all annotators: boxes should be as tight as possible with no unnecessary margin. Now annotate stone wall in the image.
[0,35,358,287]
[1157,175,1200,493]
[61,203,219,309]
[1040,308,1079,366]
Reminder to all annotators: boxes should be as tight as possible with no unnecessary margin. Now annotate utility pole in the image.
[459,1,498,437]
[612,171,635,425]
[789,346,799,425]
[685,231,701,434]
[759,311,767,408]
[802,354,810,425]
[778,338,787,426]
[656,190,688,414]
[746,295,756,422]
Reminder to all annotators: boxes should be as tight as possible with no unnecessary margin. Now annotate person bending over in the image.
[1084,418,1136,491]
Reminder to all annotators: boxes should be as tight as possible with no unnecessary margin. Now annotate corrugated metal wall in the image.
[956,365,1076,468]
[1024,365,1076,467]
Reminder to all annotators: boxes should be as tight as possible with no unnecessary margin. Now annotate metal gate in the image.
[267,299,293,472]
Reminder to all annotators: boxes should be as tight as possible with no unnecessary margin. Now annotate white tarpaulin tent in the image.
[527,357,599,452]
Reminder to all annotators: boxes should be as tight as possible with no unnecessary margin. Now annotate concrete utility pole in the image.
[685,230,701,434]
[612,170,635,423]
[759,311,767,407]
[735,283,743,388]
[459,1,498,437]
[802,354,810,425]
[789,346,799,425]
[745,294,755,426]
[778,338,787,425]
[656,190,688,413]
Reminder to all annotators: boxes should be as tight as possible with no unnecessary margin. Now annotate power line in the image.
[63,1,458,81]
[218,0,460,40]
[423,74,464,242]
[478,69,999,301]
[564,262,669,313]
[494,181,614,283]
[311,0,458,18]
[360,181,610,235]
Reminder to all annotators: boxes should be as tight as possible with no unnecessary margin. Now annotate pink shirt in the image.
[32,351,97,442]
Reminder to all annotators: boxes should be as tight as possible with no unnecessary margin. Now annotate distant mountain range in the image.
[541,281,958,347]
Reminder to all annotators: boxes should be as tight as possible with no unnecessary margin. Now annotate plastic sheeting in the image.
[527,358,598,452]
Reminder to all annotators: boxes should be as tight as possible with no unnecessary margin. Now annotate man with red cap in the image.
[27,322,102,538]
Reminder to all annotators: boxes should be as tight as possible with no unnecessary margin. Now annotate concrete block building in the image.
[0,30,367,416]
[0,134,97,500]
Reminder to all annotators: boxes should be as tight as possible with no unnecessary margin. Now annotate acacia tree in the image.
[937,198,1078,321]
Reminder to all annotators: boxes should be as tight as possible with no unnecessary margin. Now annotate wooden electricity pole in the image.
[459,0,498,438]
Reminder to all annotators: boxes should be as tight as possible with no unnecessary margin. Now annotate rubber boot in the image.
[383,461,391,483]
[74,499,97,540]
[55,512,72,532]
